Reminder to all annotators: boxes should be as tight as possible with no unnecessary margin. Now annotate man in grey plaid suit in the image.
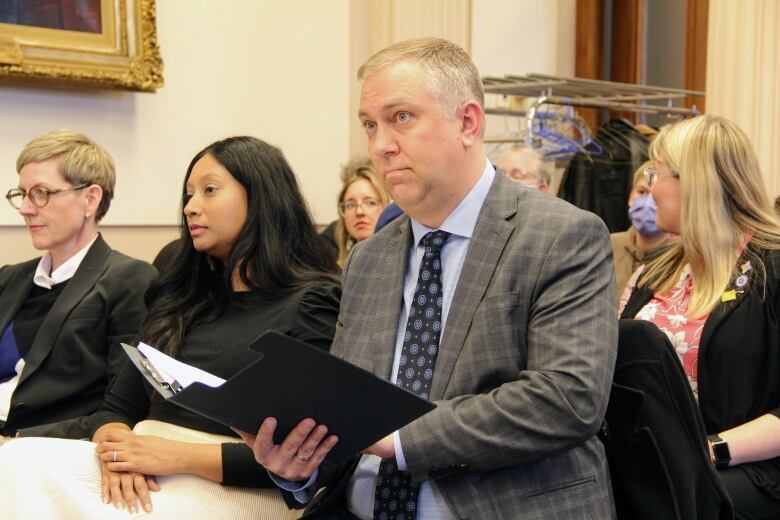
[244,37,618,519]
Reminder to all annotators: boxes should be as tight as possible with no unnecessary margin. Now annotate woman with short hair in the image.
[0,129,155,440]
[0,136,340,519]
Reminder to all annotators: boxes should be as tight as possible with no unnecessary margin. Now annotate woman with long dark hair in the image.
[0,136,340,519]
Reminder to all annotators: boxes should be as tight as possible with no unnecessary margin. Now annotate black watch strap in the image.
[708,434,731,469]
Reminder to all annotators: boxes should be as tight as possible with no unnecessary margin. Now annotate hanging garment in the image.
[558,119,650,233]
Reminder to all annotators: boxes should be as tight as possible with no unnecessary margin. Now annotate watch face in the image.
[713,441,731,461]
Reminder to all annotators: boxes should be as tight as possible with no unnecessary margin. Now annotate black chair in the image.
[601,319,733,520]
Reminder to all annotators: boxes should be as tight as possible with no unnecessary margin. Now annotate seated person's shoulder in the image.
[610,229,631,248]
[298,277,341,308]
[0,257,41,284]
[107,250,158,280]
[519,188,604,228]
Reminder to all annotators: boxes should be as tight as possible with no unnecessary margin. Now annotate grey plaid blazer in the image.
[318,173,618,519]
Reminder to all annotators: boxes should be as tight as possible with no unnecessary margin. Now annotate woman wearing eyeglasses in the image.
[0,129,156,441]
[620,115,780,519]
[334,157,391,267]
[0,135,339,519]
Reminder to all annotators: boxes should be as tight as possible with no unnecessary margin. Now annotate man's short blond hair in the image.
[17,129,115,221]
[358,37,484,119]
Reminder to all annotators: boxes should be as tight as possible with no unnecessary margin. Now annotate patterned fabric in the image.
[374,230,450,520]
[328,172,617,519]
[634,265,709,399]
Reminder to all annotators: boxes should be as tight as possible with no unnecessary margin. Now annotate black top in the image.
[621,246,780,499]
[92,280,340,488]
[12,282,69,358]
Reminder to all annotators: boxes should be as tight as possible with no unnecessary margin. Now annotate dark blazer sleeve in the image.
[89,348,151,434]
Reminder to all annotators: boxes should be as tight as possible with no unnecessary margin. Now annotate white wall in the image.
[2,0,576,265]
[471,0,575,78]
[471,0,575,158]
[707,0,780,199]
[0,0,351,228]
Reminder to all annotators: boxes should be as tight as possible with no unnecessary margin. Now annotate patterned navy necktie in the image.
[374,230,450,520]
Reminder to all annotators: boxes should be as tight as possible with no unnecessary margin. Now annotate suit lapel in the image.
[370,219,412,380]
[19,235,112,385]
[430,176,516,400]
[0,263,37,337]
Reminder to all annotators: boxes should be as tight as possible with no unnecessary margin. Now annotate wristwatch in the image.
[707,434,731,469]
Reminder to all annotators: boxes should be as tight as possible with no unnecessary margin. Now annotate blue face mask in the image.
[629,194,661,237]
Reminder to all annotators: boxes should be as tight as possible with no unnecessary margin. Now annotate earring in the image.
[85,213,91,219]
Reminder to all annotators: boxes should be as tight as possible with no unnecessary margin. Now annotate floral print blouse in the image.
[620,264,709,400]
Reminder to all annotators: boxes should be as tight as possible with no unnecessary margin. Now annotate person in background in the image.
[494,146,552,192]
[374,200,404,232]
[242,37,616,519]
[610,160,670,303]
[334,157,390,267]
[620,115,780,520]
[0,129,155,441]
[0,136,340,519]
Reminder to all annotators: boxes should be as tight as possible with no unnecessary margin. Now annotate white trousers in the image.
[0,420,300,520]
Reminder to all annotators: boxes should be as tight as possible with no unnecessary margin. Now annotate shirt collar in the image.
[410,160,495,246]
[33,235,99,289]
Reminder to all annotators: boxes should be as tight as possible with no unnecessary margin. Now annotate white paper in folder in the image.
[137,342,226,389]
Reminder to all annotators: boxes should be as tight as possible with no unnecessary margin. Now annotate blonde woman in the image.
[0,136,339,519]
[0,129,155,441]
[620,115,780,519]
[334,157,390,266]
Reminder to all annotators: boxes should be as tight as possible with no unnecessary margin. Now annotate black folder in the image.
[121,330,435,465]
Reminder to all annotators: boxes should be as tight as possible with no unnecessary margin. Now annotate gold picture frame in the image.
[0,0,163,92]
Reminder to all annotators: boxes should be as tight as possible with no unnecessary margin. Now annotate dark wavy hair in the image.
[140,136,339,357]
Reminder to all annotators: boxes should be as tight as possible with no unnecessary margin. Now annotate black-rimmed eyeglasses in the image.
[5,184,88,210]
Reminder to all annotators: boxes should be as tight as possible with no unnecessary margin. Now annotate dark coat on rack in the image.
[604,319,733,520]
[558,119,649,233]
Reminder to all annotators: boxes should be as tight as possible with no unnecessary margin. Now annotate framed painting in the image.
[0,0,163,92]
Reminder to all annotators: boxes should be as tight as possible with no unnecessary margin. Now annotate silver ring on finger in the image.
[113,451,117,463]
[295,448,310,462]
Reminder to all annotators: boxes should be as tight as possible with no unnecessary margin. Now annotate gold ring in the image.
[296,449,310,462]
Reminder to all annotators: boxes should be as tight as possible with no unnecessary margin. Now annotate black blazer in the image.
[0,235,156,438]
[621,246,780,500]
[605,320,733,520]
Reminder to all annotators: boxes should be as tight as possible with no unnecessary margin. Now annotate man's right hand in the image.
[235,417,338,481]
